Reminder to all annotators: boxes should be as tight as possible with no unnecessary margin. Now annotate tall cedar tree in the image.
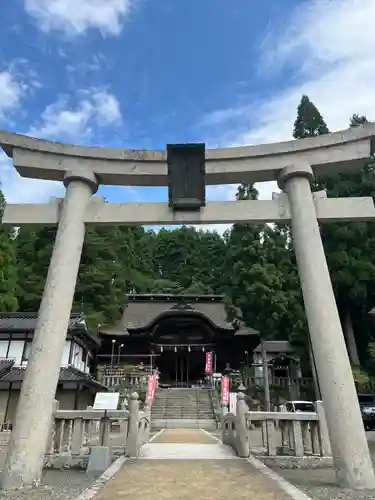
[293,95,375,366]
[293,94,329,139]
[317,114,375,365]
[223,184,297,338]
[0,187,18,311]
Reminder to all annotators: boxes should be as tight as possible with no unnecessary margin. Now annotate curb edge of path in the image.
[73,429,166,500]
[73,456,128,500]
[245,455,313,500]
[201,429,313,500]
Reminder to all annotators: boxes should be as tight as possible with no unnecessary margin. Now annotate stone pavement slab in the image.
[152,428,217,444]
[93,459,293,500]
[142,429,236,459]
[139,442,237,459]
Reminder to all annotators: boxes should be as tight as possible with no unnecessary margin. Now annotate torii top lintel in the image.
[1,125,375,187]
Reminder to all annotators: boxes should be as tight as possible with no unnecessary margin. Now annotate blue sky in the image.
[1,0,375,230]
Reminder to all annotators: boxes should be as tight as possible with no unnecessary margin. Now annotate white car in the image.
[285,400,315,413]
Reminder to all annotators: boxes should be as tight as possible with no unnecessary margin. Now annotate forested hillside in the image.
[1,96,375,380]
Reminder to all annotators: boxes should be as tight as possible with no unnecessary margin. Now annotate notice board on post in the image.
[93,392,120,410]
[229,392,237,415]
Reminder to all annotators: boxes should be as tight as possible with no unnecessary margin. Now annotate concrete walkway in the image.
[92,429,295,500]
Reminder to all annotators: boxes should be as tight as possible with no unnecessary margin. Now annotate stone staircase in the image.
[151,388,217,431]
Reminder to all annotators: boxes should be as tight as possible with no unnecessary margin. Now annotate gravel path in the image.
[0,470,100,500]
[271,442,375,500]
[152,429,217,444]
[93,459,293,500]
[275,468,375,500]
[92,429,294,499]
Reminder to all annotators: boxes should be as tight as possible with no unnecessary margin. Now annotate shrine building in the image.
[97,294,259,387]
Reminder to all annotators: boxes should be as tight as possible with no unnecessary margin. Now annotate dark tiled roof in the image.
[0,312,83,331]
[254,341,294,353]
[0,312,101,346]
[100,295,259,336]
[0,359,15,377]
[0,364,107,390]
[59,366,107,390]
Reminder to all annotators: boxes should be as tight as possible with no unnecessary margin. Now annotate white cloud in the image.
[1,89,122,204]
[0,154,63,204]
[240,0,375,144]
[0,72,23,118]
[202,0,375,201]
[28,89,122,140]
[0,62,34,121]
[24,0,135,36]
[92,91,122,125]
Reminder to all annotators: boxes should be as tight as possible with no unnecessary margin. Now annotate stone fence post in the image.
[315,400,332,456]
[235,393,250,458]
[127,392,140,457]
[45,399,59,459]
[220,403,228,429]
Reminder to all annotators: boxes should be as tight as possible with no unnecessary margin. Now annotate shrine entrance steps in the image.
[151,388,217,431]
[92,429,296,500]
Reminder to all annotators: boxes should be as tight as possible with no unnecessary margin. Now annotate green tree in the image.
[16,228,55,311]
[290,95,333,373]
[16,224,146,327]
[293,94,329,139]
[151,226,225,292]
[0,187,18,311]
[317,115,375,364]
[293,95,375,366]
[223,184,298,337]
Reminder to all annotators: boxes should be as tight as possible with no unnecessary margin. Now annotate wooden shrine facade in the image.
[97,294,259,386]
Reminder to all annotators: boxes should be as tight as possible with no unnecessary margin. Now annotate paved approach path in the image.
[93,429,294,500]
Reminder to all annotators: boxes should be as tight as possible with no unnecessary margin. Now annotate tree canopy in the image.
[0,187,18,311]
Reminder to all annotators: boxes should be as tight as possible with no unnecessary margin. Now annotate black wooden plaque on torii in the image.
[167,143,206,211]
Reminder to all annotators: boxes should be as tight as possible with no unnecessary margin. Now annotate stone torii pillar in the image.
[278,164,375,489]
[1,169,98,490]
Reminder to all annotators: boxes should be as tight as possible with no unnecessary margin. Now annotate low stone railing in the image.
[245,376,314,400]
[103,373,149,391]
[101,366,153,390]
[222,393,332,466]
[45,392,150,469]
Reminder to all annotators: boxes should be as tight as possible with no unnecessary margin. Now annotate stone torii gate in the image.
[1,126,375,490]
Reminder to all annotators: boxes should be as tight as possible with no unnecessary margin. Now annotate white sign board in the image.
[229,392,237,415]
[93,392,120,410]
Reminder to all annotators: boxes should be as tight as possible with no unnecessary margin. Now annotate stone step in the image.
[151,419,217,431]
[152,412,214,416]
[152,410,214,415]
[152,411,213,414]
[152,404,213,408]
[152,416,215,420]
[154,400,212,404]
[152,389,215,426]
[153,404,212,408]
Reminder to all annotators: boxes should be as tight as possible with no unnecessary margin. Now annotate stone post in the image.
[220,403,228,429]
[261,342,271,411]
[1,168,97,491]
[235,393,250,458]
[126,393,140,458]
[315,400,332,457]
[278,164,375,489]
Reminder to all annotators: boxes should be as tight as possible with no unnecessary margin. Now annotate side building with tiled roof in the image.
[0,312,107,428]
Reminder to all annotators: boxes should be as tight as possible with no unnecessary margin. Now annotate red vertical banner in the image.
[221,375,229,404]
[147,374,157,403]
[205,351,213,374]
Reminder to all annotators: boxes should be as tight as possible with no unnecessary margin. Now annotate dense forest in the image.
[1,95,375,382]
